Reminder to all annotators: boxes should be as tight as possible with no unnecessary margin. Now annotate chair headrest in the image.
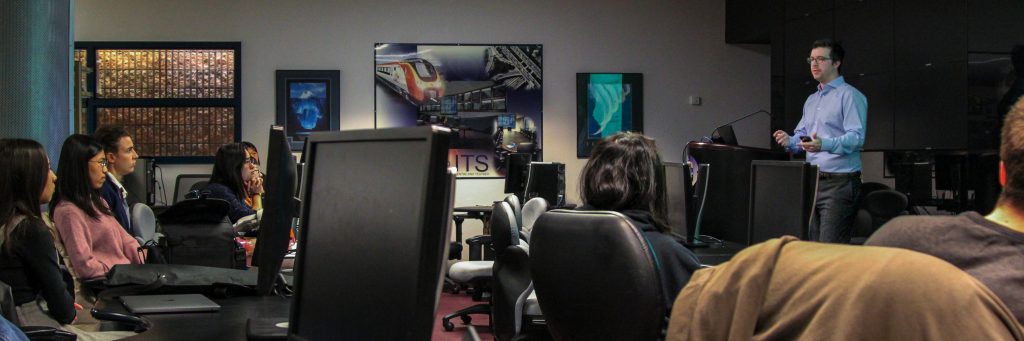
[520,197,549,230]
[866,190,908,217]
[490,201,520,256]
[529,209,664,341]
[130,203,157,240]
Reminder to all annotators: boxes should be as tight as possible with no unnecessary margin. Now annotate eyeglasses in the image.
[806,56,832,65]
[245,157,259,165]
[91,159,109,168]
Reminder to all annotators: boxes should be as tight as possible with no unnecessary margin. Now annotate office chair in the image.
[519,197,549,242]
[130,203,165,263]
[172,174,210,204]
[492,243,544,341]
[864,189,909,231]
[443,201,519,331]
[0,280,76,340]
[504,194,523,230]
[530,210,664,341]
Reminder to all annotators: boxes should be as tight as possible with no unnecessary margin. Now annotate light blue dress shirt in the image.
[784,76,868,173]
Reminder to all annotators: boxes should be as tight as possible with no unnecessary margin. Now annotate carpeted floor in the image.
[433,292,493,340]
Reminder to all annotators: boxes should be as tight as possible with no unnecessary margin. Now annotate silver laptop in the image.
[121,294,221,314]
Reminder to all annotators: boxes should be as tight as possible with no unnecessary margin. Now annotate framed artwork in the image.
[374,43,543,178]
[576,73,644,158]
[276,70,340,151]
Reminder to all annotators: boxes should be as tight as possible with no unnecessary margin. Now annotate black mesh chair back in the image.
[492,244,532,341]
[491,201,520,258]
[503,194,523,230]
[530,209,663,341]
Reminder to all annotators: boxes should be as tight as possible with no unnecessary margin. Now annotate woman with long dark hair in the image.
[579,132,701,312]
[0,138,76,325]
[51,135,142,281]
[205,142,261,223]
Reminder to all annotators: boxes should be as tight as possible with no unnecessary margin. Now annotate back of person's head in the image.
[811,38,845,73]
[0,139,49,226]
[210,142,248,197]
[51,134,111,219]
[92,125,130,155]
[580,132,668,232]
[1000,97,1024,209]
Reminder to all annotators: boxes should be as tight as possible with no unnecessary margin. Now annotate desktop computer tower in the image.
[524,162,565,207]
[122,157,155,206]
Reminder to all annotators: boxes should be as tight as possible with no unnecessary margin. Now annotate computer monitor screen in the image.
[252,125,297,295]
[121,157,154,206]
[289,126,452,340]
[748,160,817,244]
[503,153,532,198]
[524,162,565,207]
[498,114,516,129]
[660,162,695,243]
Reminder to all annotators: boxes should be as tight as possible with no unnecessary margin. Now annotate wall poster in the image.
[375,43,543,178]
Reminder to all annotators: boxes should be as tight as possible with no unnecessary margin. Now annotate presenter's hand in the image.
[773,130,790,147]
[798,132,822,152]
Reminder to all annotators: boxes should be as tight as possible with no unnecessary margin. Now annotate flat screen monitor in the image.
[121,157,155,206]
[660,162,695,243]
[252,125,298,295]
[524,162,565,207]
[289,126,452,340]
[712,125,739,146]
[498,114,516,129]
[748,160,817,244]
[503,153,532,199]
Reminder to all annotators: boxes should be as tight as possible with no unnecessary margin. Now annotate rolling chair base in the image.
[441,303,489,332]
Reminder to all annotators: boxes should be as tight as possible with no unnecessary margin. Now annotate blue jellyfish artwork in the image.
[289,82,327,130]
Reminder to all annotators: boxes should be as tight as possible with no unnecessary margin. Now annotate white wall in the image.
[75,0,771,246]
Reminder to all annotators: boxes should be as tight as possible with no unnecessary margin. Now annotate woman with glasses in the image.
[241,141,264,211]
[50,135,143,282]
[206,142,261,223]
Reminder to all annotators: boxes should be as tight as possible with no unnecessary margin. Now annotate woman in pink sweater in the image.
[50,135,142,280]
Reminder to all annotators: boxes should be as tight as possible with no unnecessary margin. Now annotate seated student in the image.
[578,132,702,312]
[866,97,1024,324]
[205,142,263,224]
[0,138,133,341]
[93,125,139,235]
[0,139,76,325]
[51,135,143,281]
[241,141,264,211]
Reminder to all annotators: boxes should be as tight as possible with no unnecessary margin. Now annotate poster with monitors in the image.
[375,43,543,178]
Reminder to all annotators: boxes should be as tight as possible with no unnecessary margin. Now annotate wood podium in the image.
[686,142,788,245]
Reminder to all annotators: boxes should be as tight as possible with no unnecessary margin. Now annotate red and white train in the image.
[375,58,446,104]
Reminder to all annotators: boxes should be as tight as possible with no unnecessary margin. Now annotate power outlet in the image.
[689,96,702,106]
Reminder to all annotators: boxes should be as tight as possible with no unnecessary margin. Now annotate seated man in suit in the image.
[93,125,139,235]
[866,97,1024,324]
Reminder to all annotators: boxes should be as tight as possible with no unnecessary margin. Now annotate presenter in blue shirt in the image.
[772,39,868,243]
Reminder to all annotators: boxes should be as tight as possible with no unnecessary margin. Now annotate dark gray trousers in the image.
[809,176,861,244]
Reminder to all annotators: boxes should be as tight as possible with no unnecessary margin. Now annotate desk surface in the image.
[691,241,747,266]
[453,205,493,214]
[103,295,290,340]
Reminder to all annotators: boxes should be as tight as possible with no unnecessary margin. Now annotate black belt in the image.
[818,171,861,180]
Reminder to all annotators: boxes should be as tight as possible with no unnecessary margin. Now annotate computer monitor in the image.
[503,153,532,199]
[498,114,516,129]
[660,162,696,243]
[711,125,739,146]
[121,157,155,206]
[524,162,565,207]
[748,160,818,244]
[289,126,453,340]
[251,125,298,295]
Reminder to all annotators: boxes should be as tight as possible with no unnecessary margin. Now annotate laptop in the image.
[121,294,221,314]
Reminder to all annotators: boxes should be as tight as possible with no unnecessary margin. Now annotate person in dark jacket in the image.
[93,125,138,235]
[0,138,76,325]
[578,132,702,313]
[205,143,261,223]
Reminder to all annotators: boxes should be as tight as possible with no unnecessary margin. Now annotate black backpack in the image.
[157,195,246,270]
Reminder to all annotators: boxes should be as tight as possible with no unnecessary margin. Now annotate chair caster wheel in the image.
[460,315,472,324]
[443,320,455,331]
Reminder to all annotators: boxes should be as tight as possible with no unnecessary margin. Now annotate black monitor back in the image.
[504,153,532,199]
[288,126,452,341]
[252,125,297,295]
[660,162,695,243]
[121,157,155,206]
[712,125,739,146]
[524,162,565,207]
[748,160,818,244]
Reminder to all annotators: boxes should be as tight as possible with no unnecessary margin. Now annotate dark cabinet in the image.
[784,10,833,80]
[967,0,1024,52]
[894,62,968,149]
[785,0,833,21]
[894,0,967,68]
[834,0,893,76]
[782,79,818,132]
[845,74,893,149]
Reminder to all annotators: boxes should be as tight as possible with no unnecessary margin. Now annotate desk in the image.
[453,205,493,234]
[692,241,747,266]
[99,295,290,340]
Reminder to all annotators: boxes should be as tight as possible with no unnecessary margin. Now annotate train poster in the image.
[374,43,543,178]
